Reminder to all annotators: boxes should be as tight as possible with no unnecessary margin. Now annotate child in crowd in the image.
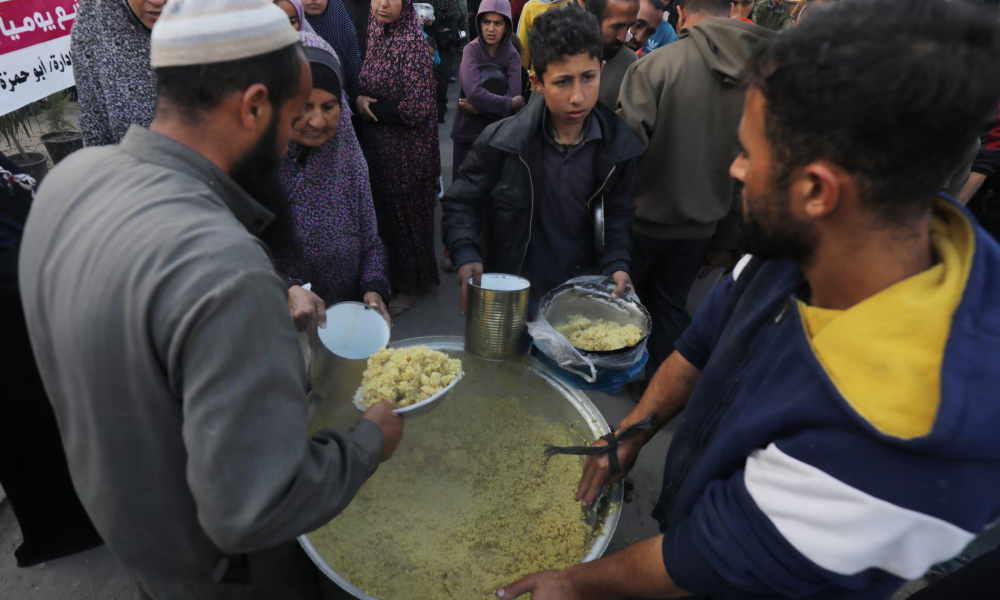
[441,6,644,310]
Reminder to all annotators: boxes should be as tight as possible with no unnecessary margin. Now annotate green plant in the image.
[41,91,76,135]
[0,109,33,162]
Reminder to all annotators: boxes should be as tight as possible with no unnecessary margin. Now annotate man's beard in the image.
[737,175,818,265]
[604,41,623,60]
[230,112,303,262]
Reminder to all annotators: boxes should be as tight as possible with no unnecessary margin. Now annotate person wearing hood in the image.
[450,0,525,179]
[616,0,772,378]
[753,0,791,30]
[497,1,1000,598]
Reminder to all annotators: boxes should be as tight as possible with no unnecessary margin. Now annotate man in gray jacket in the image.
[18,1,402,598]
[617,0,772,376]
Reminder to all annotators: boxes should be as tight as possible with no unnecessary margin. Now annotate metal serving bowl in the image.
[300,336,623,600]
[540,278,652,358]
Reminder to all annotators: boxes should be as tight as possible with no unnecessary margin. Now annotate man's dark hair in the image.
[585,0,641,23]
[155,43,305,121]
[647,0,666,11]
[529,6,603,80]
[584,0,610,22]
[675,0,730,15]
[745,0,1000,223]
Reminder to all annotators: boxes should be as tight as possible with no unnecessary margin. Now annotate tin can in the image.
[465,273,530,361]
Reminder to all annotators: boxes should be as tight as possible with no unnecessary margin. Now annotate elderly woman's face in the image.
[276,0,301,30]
[128,0,167,29]
[303,0,328,16]
[293,88,341,148]
[372,0,404,24]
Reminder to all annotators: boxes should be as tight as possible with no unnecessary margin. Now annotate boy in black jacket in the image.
[441,6,644,311]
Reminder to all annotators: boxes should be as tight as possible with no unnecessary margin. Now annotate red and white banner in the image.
[0,0,77,114]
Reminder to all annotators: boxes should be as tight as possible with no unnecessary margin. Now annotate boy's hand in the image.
[610,271,632,299]
[458,261,484,314]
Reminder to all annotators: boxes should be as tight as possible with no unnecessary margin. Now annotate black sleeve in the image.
[368,99,407,127]
[363,281,390,304]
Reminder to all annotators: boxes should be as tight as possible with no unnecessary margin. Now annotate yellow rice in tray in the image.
[360,346,461,409]
[308,396,592,600]
[556,314,643,352]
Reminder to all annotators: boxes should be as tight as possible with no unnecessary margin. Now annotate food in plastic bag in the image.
[555,315,644,352]
[527,276,650,383]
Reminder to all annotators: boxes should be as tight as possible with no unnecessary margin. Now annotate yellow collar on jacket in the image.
[798,199,975,440]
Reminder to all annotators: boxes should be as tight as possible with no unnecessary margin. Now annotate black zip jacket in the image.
[441,97,644,280]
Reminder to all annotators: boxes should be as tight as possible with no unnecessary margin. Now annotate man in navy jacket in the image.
[497,1,1000,598]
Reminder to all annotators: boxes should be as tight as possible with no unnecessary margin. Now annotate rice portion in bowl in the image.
[556,315,643,352]
[360,346,462,409]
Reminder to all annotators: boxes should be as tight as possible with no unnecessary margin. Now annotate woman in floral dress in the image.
[356,0,441,316]
[275,33,392,321]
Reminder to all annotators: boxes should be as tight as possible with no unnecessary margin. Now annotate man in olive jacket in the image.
[616,0,772,375]
[441,7,644,310]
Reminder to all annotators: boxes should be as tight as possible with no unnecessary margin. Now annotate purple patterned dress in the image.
[275,34,392,305]
[359,0,442,292]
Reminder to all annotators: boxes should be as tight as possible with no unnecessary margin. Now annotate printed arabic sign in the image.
[0,0,78,115]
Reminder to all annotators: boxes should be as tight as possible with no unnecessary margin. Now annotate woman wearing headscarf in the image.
[356,0,441,315]
[303,0,364,104]
[72,0,165,147]
[274,0,316,31]
[274,32,393,321]
[450,0,523,175]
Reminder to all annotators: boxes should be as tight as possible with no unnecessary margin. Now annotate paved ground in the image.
[0,83,930,599]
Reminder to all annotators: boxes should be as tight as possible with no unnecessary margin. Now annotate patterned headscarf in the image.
[305,0,363,103]
[274,0,316,33]
[276,32,391,303]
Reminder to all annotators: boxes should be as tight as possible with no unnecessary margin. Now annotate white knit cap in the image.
[150,0,301,68]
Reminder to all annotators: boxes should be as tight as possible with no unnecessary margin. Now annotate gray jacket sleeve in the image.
[171,265,383,554]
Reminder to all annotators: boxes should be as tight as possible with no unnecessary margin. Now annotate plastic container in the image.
[309,302,391,404]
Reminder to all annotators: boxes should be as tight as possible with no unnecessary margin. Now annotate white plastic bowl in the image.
[353,365,463,420]
[317,301,390,359]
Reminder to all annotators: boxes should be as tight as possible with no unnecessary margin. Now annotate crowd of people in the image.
[2,0,1000,599]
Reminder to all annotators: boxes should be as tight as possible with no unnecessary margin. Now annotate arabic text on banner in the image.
[0,0,78,115]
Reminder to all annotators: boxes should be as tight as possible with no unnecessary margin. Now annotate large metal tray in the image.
[298,336,623,600]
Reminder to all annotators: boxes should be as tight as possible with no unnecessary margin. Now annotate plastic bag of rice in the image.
[360,346,462,409]
[555,315,643,352]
